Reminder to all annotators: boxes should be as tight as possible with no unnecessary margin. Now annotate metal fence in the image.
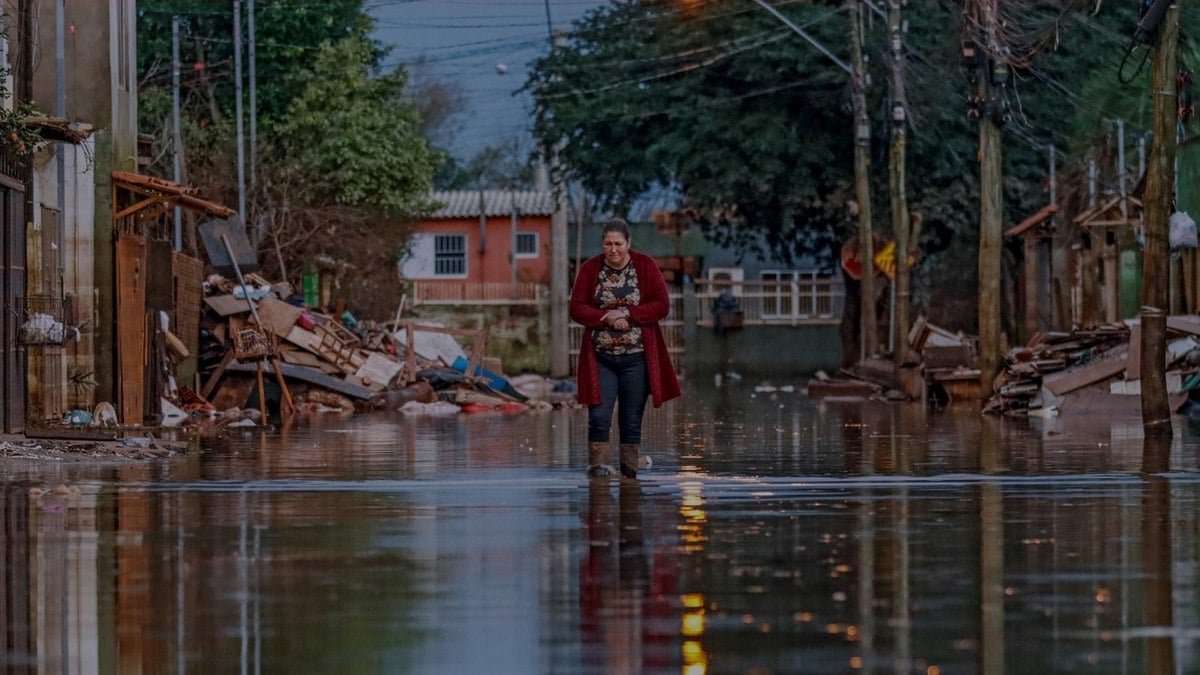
[411,281,542,305]
[694,277,843,325]
[411,277,843,375]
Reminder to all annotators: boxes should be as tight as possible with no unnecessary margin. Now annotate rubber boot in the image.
[619,443,640,479]
[587,441,616,477]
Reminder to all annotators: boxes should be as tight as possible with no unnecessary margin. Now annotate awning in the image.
[25,116,91,144]
[112,171,236,221]
[1004,203,1057,238]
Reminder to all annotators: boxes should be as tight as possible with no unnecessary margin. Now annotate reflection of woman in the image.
[580,481,648,670]
[570,218,681,477]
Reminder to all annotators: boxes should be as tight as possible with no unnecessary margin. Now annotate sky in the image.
[367,0,607,161]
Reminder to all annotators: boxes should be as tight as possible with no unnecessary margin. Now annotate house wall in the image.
[22,0,137,404]
[27,137,97,421]
[402,216,552,285]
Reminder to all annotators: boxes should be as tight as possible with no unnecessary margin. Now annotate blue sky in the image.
[368,0,605,161]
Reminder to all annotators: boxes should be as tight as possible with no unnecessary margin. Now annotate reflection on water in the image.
[2,382,1199,673]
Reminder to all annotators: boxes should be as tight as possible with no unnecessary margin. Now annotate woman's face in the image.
[602,230,631,268]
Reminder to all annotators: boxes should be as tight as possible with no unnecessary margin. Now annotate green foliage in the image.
[0,98,43,160]
[528,0,852,262]
[527,0,1188,279]
[138,0,374,126]
[273,34,441,213]
[137,0,444,286]
[434,137,538,190]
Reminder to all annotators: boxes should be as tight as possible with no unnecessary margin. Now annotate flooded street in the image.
[4,382,1200,674]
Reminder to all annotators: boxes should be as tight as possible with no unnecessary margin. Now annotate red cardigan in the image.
[569,250,681,408]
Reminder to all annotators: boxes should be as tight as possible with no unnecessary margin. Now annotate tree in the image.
[272,35,440,214]
[528,1,851,264]
[137,1,443,308]
[434,137,539,191]
[138,0,373,127]
[527,0,1175,335]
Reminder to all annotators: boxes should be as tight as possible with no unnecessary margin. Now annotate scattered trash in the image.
[984,317,1200,416]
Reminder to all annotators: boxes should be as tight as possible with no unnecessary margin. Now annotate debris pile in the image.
[985,317,1200,417]
[195,273,573,424]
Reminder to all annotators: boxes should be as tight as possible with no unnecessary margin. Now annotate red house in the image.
[401,190,556,301]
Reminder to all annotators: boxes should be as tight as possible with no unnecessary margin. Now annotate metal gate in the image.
[1,175,27,432]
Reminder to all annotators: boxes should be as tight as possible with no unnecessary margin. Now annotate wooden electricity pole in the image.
[1140,0,1179,432]
[887,0,911,368]
[849,0,877,359]
[976,0,1004,398]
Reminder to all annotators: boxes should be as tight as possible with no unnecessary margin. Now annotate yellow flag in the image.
[874,241,896,280]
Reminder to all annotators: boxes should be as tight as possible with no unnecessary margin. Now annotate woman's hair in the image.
[601,217,631,241]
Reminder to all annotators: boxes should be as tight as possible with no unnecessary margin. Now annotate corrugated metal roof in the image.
[426,190,557,219]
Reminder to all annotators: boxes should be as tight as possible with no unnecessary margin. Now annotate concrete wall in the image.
[30,0,138,154]
[21,0,138,403]
[684,325,844,379]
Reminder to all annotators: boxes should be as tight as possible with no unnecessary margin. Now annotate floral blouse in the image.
[592,263,643,354]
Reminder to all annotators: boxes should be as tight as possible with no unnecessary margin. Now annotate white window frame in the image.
[760,270,795,318]
[434,233,468,278]
[514,231,539,258]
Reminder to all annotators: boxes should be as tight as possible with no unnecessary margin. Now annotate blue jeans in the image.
[588,351,650,444]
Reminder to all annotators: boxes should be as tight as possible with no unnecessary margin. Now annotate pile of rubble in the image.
[194,273,574,424]
[985,317,1200,417]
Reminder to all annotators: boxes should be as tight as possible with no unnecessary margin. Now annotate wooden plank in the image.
[278,346,326,369]
[211,373,256,411]
[1166,315,1200,336]
[146,238,175,311]
[205,294,254,317]
[354,352,403,391]
[172,252,205,388]
[256,296,303,338]
[806,380,877,399]
[116,235,147,426]
[282,324,328,358]
[1126,323,1141,380]
[201,351,236,400]
[1042,348,1128,396]
[25,427,118,441]
[226,361,374,399]
[923,345,972,370]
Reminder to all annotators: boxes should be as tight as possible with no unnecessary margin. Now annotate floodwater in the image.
[3,383,1200,674]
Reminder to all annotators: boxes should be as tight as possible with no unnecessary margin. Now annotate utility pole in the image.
[172,16,183,250]
[1116,117,1127,320]
[848,0,876,360]
[975,0,1004,398]
[53,0,65,293]
[249,0,259,241]
[1081,157,1098,327]
[1048,144,1057,320]
[887,0,911,369]
[545,1,570,378]
[1140,0,1179,432]
[233,0,247,235]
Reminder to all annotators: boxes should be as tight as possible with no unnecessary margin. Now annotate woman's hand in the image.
[600,309,630,331]
[601,308,628,324]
